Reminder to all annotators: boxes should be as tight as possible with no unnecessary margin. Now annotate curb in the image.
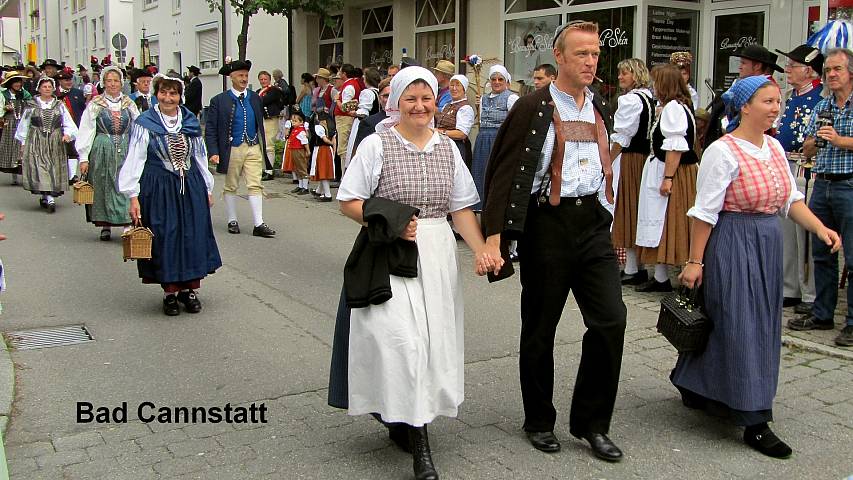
[782,335,853,361]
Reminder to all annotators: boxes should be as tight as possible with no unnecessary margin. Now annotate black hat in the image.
[131,65,157,81]
[39,58,62,70]
[218,59,252,76]
[731,45,783,73]
[776,44,824,73]
[187,65,201,75]
[400,57,422,69]
[54,69,73,80]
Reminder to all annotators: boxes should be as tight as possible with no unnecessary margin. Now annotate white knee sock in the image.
[248,195,263,227]
[224,194,238,223]
[321,180,331,197]
[67,158,77,178]
[45,194,55,204]
[291,172,297,181]
[302,178,310,190]
[624,248,638,274]
[654,264,669,283]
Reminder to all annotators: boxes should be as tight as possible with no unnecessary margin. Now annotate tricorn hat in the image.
[775,44,824,73]
[54,67,74,80]
[218,58,252,76]
[187,65,201,75]
[731,44,783,73]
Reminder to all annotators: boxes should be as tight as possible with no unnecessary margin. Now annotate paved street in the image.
[0,177,851,479]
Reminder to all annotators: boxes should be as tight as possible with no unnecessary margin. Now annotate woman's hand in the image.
[474,248,504,276]
[816,226,842,253]
[62,134,71,143]
[400,216,417,241]
[78,162,89,175]
[209,155,220,165]
[659,178,673,197]
[678,263,703,288]
[129,197,141,225]
[208,194,214,208]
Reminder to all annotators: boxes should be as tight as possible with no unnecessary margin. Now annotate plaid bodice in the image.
[721,134,792,214]
[374,130,455,219]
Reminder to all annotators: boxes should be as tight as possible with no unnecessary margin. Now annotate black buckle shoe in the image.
[576,432,623,462]
[176,290,202,313]
[635,279,673,293]
[526,431,561,453]
[252,223,276,238]
[163,294,180,316]
[744,425,792,459]
[99,229,111,241]
[409,426,438,480]
[39,198,48,209]
[318,196,333,202]
[46,202,56,213]
[621,269,648,285]
[227,221,240,234]
[290,186,303,193]
[787,314,834,331]
[261,171,274,181]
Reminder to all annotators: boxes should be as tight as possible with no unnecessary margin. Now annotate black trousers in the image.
[518,196,626,435]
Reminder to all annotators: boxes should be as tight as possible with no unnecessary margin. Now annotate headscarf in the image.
[488,65,511,84]
[721,75,772,133]
[376,66,438,133]
[35,76,55,91]
[99,65,124,89]
[450,74,469,92]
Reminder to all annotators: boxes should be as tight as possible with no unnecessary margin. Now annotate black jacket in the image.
[258,85,286,118]
[344,197,419,308]
[351,110,388,154]
[185,77,203,116]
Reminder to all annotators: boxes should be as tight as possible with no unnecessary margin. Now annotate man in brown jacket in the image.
[482,20,627,462]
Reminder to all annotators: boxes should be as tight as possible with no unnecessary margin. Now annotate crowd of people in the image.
[2,17,853,480]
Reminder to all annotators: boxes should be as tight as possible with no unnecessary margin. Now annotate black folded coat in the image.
[344,197,420,308]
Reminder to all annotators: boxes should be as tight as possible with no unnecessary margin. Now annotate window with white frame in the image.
[148,39,160,67]
[362,5,393,71]
[78,0,86,10]
[319,14,344,67]
[81,17,88,52]
[73,21,79,59]
[173,0,181,14]
[415,0,458,69]
[143,0,158,9]
[197,27,219,70]
[99,16,105,50]
[71,0,77,13]
[64,28,70,57]
[91,18,97,50]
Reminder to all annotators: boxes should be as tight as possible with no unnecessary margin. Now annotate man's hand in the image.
[208,194,214,208]
[817,126,847,148]
[78,162,89,175]
[209,155,220,165]
[803,137,817,158]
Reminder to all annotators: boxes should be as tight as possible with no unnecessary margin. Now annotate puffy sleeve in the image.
[341,84,356,104]
[117,123,149,198]
[14,107,33,144]
[507,93,520,111]
[356,89,375,117]
[75,103,98,162]
[337,133,383,201]
[127,102,141,121]
[610,93,643,147]
[448,140,480,212]
[769,137,805,218]
[686,140,740,226]
[59,104,78,139]
[660,101,690,152]
[455,105,475,136]
[296,130,309,145]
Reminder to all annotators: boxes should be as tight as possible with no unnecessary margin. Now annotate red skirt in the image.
[311,146,335,181]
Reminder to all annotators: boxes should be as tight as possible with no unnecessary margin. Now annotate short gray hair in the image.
[823,48,853,77]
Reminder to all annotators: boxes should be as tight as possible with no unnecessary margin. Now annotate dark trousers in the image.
[518,196,626,435]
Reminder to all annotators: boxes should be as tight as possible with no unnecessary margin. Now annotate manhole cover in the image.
[4,325,93,351]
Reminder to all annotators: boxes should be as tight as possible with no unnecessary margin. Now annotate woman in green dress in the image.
[75,66,140,240]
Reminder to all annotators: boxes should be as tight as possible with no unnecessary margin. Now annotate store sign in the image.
[713,12,764,92]
[718,36,758,52]
[426,44,456,61]
[507,33,555,54]
[370,50,393,67]
[646,7,696,67]
[600,28,629,48]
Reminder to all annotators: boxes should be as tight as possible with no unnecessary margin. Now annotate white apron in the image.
[635,155,669,247]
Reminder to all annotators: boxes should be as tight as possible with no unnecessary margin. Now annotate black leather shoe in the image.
[252,223,276,238]
[297,188,310,195]
[227,221,240,234]
[163,295,180,316]
[39,198,48,209]
[635,279,673,293]
[318,196,333,202]
[99,229,111,241]
[744,425,792,459]
[311,189,321,197]
[46,202,56,213]
[621,269,648,285]
[261,171,274,181]
[577,432,623,462]
[787,314,834,331]
[176,290,202,313]
[526,431,561,453]
[68,175,79,186]
[290,186,303,193]
[793,302,813,315]
[409,426,438,480]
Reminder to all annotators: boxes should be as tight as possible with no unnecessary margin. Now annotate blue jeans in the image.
[809,179,853,326]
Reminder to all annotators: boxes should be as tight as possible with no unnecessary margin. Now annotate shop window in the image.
[505,0,561,15]
[319,15,344,41]
[504,15,560,90]
[416,0,457,68]
[363,6,393,35]
[712,11,764,92]
[319,43,344,67]
[416,29,456,67]
[363,37,394,71]
[417,0,456,27]
[646,7,699,79]
[320,14,344,68]
[568,7,635,104]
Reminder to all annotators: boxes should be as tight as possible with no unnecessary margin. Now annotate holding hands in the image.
[400,215,418,242]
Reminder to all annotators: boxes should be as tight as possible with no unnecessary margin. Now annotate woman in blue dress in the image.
[118,74,222,316]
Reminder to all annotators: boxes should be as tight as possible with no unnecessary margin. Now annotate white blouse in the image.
[656,100,692,155]
[688,84,700,111]
[687,135,804,226]
[337,127,479,213]
[14,98,78,145]
[356,88,379,117]
[445,99,475,136]
[610,88,652,148]
[75,94,140,163]
[118,106,214,198]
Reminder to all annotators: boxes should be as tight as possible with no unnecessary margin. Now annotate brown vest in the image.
[435,99,469,130]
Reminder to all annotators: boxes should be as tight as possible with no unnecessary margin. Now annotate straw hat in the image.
[1,70,27,87]
[432,59,455,76]
[314,68,331,80]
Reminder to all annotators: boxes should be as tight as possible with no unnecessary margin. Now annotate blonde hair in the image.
[554,21,599,53]
[617,58,650,90]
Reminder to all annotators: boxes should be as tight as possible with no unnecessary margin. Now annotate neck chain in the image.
[158,108,180,129]
[104,94,122,104]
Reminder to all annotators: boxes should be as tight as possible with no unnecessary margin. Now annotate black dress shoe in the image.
[635,279,673,293]
[409,426,438,480]
[311,189,321,197]
[39,198,48,208]
[793,302,813,315]
[577,432,623,462]
[526,431,561,453]
[787,314,834,331]
[99,229,111,241]
[621,269,648,285]
[176,290,202,313]
[782,297,802,308]
[743,424,792,459]
[163,294,180,316]
[318,196,333,202]
[261,171,274,181]
[297,188,310,195]
[227,221,240,234]
[252,223,276,237]
[46,202,56,213]
[290,186,303,193]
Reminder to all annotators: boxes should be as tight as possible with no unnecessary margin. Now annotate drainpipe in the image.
[458,0,467,75]
[221,0,227,91]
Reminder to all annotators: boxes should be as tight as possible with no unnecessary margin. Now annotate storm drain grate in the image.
[4,325,94,351]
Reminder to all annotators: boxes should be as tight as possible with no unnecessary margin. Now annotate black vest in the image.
[653,103,698,165]
[622,91,653,155]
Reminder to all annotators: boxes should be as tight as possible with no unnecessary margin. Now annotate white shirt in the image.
[532,83,605,204]
[610,88,652,148]
[356,87,379,117]
[15,98,78,145]
[688,84,700,111]
[445,99,475,136]
[655,100,693,156]
[118,105,214,198]
[337,127,479,212]
[340,83,356,104]
[230,87,248,99]
[687,135,804,226]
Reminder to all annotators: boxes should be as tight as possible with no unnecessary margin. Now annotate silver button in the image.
[538,112,543,117]
[508,220,513,225]
[532,129,537,135]
[515,184,520,189]
[525,147,530,152]
[541,101,546,105]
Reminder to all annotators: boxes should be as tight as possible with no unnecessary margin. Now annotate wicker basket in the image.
[122,226,154,262]
[72,181,95,205]
[656,288,712,353]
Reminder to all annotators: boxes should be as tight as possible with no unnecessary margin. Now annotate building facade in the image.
[291,0,833,108]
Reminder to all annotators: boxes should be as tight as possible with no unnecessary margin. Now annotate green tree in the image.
[206,0,343,62]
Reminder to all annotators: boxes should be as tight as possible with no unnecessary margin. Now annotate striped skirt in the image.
[471,127,498,211]
[671,212,782,419]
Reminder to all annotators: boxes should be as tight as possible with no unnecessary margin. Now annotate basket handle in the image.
[677,285,703,310]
